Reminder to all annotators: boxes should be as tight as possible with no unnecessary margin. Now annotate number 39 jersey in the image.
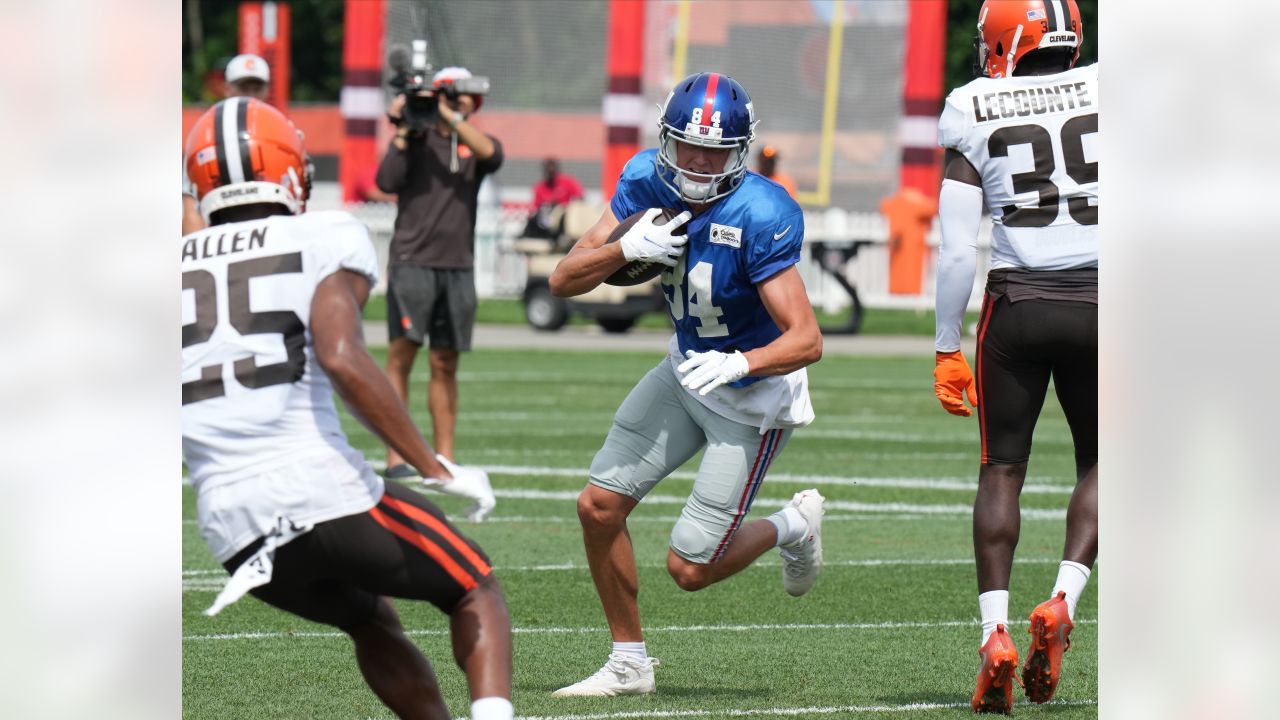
[938,63,1098,271]
[611,149,814,430]
[181,211,381,561]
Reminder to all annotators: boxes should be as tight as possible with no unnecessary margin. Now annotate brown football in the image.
[603,208,688,286]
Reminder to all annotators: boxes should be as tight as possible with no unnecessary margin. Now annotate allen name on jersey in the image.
[181,224,269,261]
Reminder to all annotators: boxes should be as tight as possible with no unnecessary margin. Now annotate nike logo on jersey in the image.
[773,226,792,240]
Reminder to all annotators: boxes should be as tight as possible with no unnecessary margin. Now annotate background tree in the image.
[183,0,344,104]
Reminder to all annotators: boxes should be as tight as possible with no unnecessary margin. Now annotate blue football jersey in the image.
[611,149,804,388]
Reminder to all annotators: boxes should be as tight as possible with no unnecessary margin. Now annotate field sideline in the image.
[182,348,1097,719]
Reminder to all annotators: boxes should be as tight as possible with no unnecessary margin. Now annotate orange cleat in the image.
[1022,591,1074,704]
[972,624,1020,714]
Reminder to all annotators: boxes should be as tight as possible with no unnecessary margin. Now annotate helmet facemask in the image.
[655,120,753,204]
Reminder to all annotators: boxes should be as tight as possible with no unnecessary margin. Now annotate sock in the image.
[767,506,806,546]
[470,697,513,720]
[612,640,647,661]
[978,590,1009,645]
[1051,560,1091,620]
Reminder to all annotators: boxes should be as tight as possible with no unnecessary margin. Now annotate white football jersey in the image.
[938,63,1098,270]
[181,210,383,561]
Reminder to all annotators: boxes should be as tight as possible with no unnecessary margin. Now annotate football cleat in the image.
[972,624,1020,714]
[779,489,825,597]
[551,653,659,697]
[1022,591,1074,704]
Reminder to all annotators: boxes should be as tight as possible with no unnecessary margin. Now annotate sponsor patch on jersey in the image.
[684,122,723,140]
[709,223,742,249]
[196,147,217,166]
[1026,8,1046,21]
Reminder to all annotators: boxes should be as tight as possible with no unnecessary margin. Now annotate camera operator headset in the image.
[375,44,503,472]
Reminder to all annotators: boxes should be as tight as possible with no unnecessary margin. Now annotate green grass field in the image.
[182,349,1096,719]
[361,296,980,337]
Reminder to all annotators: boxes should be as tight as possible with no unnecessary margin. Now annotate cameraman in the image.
[376,66,503,474]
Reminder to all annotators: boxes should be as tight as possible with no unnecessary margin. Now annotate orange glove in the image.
[934,351,978,417]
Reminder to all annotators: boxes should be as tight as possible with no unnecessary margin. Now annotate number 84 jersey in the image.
[181,211,379,488]
[938,63,1098,271]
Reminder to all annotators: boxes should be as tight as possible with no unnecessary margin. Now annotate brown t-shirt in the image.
[375,129,503,268]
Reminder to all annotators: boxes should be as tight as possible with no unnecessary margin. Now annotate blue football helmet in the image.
[655,72,757,204]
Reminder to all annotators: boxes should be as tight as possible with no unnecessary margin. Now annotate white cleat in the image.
[779,489,825,597]
[551,652,659,697]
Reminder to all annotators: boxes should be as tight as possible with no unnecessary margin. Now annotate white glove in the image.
[421,455,496,522]
[619,208,692,267]
[677,349,750,395]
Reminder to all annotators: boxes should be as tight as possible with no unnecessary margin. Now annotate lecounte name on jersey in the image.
[970,80,1094,124]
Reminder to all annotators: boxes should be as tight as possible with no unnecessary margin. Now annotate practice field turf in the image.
[182,348,1097,719]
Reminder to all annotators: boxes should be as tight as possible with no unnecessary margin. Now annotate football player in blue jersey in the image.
[547,72,825,697]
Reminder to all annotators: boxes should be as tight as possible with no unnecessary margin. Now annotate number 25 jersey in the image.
[181,211,381,561]
[938,63,1098,271]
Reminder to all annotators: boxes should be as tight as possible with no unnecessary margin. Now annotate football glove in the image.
[619,208,692,267]
[678,349,750,395]
[422,455,496,522]
[934,350,978,417]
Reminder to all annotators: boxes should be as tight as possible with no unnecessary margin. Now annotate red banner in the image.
[602,0,646,199]
[898,0,947,199]
[238,1,291,113]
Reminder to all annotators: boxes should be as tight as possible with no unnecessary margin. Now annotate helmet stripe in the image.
[1047,0,1067,32]
[700,72,719,126]
[212,100,231,186]
[220,98,246,184]
[236,98,253,183]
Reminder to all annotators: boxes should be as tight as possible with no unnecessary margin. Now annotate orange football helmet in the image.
[184,97,309,221]
[976,0,1082,79]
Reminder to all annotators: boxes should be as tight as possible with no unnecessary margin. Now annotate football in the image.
[603,208,688,286]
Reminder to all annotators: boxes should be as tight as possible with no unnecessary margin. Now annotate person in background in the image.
[754,144,797,200]
[376,66,503,472]
[524,157,585,237]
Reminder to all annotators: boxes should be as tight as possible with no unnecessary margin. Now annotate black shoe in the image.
[383,463,417,480]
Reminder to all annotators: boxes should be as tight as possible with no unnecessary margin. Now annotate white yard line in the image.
[183,556,1066,589]
[477,465,1072,494]
[488,488,1067,520]
[469,699,1096,720]
[183,556,1059,578]
[184,618,1096,642]
[184,513,970,528]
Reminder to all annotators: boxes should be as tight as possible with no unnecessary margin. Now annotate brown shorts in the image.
[975,292,1097,469]
[222,481,493,630]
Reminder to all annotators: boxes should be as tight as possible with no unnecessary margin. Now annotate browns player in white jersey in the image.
[182,98,513,720]
[932,1,1097,713]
